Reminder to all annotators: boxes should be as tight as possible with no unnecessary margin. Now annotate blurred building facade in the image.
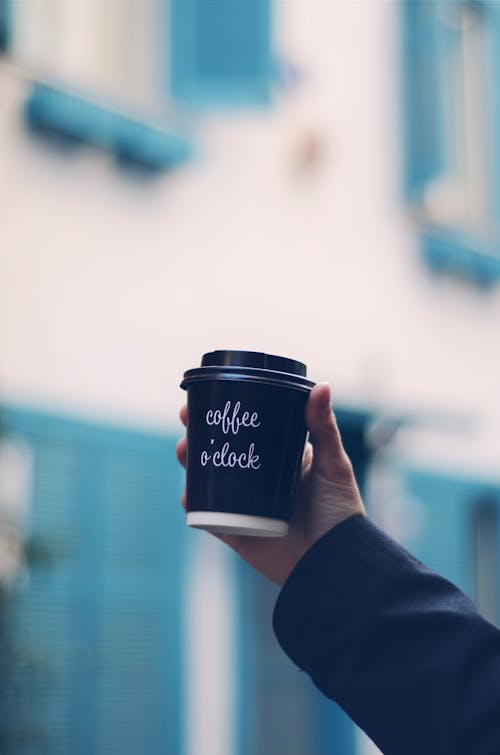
[1,2,500,754]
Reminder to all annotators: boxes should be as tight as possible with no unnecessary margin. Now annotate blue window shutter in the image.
[236,563,356,755]
[403,467,500,625]
[401,0,447,200]
[0,0,9,51]
[97,444,183,755]
[4,433,84,754]
[421,227,500,286]
[404,470,475,594]
[171,0,272,106]
[24,84,192,171]
[2,407,184,755]
[485,0,500,223]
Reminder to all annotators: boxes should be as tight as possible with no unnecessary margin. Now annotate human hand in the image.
[176,382,365,586]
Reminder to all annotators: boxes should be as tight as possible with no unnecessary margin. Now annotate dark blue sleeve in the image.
[273,515,500,755]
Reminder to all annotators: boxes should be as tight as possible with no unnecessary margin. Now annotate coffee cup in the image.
[180,350,315,537]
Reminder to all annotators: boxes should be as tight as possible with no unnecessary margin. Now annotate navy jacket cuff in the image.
[272,514,422,674]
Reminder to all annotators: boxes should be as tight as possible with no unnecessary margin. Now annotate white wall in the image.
[1,2,500,446]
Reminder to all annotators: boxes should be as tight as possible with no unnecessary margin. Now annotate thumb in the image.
[306,382,346,472]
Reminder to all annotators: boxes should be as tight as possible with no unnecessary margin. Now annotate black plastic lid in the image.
[201,350,307,377]
[181,350,314,392]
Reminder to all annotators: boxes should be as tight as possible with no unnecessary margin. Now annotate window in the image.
[1,406,185,754]
[402,467,500,625]
[171,0,272,106]
[237,565,357,755]
[473,496,499,623]
[4,1,271,169]
[402,0,500,284]
[0,0,8,52]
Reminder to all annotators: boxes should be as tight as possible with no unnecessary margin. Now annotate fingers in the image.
[176,437,187,469]
[180,404,187,427]
[305,382,347,473]
[306,383,340,442]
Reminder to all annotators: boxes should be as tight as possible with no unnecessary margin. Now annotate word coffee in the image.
[206,400,260,435]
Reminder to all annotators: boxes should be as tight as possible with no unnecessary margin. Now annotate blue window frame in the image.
[401,466,500,625]
[1,406,185,754]
[236,564,357,755]
[171,0,272,106]
[10,1,272,168]
[24,84,192,172]
[401,0,445,201]
[0,0,9,51]
[401,0,500,285]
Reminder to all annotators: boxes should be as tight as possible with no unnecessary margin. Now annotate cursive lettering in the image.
[200,442,261,470]
[206,401,260,436]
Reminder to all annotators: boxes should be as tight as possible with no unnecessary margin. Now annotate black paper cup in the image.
[180,350,315,537]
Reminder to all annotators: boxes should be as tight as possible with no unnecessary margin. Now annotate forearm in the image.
[273,515,500,755]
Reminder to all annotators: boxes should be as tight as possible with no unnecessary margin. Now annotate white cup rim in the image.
[187,511,289,538]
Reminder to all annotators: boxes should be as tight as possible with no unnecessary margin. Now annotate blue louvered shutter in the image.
[403,470,476,594]
[171,0,272,106]
[0,0,9,51]
[484,0,500,223]
[4,428,88,754]
[96,441,183,755]
[403,468,500,625]
[236,564,356,755]
[2,408,184,755]
[401,0,447,200]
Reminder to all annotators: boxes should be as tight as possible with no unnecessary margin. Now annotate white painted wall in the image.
[1,1,499,445]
